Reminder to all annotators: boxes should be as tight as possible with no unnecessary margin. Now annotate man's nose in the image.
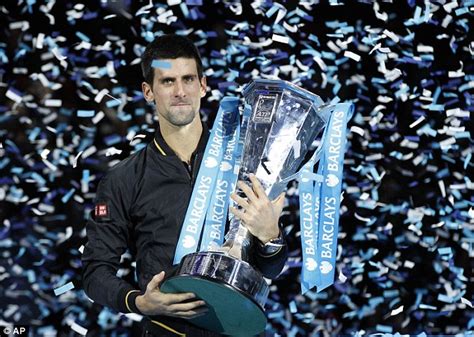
[173,81,186,97]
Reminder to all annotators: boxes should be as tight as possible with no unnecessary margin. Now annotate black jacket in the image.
[81,123,287,334]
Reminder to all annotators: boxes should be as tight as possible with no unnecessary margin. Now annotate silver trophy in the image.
[161,79,331,336]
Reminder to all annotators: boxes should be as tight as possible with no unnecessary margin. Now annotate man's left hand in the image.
[230,173,285,244]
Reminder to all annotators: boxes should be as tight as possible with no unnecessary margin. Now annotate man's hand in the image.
[230,173,285,244]
[135,271,207,318]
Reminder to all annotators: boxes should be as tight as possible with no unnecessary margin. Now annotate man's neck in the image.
[159,117,203,164]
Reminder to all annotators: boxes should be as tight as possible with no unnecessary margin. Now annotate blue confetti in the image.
[54,282,75,296]
[77,110,95,118]
[151,59,172,69]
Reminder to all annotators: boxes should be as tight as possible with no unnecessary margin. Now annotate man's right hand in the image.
[135,271,208,319]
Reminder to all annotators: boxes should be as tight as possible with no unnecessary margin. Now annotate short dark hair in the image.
[141,34,203,85]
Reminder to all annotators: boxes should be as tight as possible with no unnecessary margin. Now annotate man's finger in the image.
[169,300,206,313]
[163,292,197,304]
[230,193,249,209]
[272,192,286,214]
[230,206,248,223]
[147,271,165,291]
[237,181,258,204]
[176,307,209,319]
[248,174,266,199]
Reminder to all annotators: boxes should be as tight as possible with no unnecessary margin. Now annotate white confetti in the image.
[106,61,116,77]
[417,45,434,53]
[81,146,97,159]
[438,180,446,198]
[57,227,73,245]
[94,89,109,103]
[92,111,105,124]
[443,1,458,13]
[461,297,473,308]
[390,305,404,316]
[468,208,474,219]
[327,40,341,53]
[9,21,30,31]
[354,213,372,222]
[344,51,361,62]
[403,260,415,269]
[123,313,144,321]
[448,70,465,78]
[365,153,383,161]
[44,99,62,107]
[382,29,399,43]
[105,147,123,157]
[350,126,365,136]
[439,137,456,150]
[441,14,453,28]
[283,21,298,33]
[373,2,388,21]
[70,322,88,336]
[271,34,289,44]
[43,113,57,125]
[73,151,83,168]
[6,89,22,103]
[369,43,382,55]
[338,271,347,283]
[36,33,45,49]
[42,158,58,172]
[409,116,425,128]
[52,47,67,61]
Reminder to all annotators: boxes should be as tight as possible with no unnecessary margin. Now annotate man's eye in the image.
[184,77,195,83]
[162,79,173,85]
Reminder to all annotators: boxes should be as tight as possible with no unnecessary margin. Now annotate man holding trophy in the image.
[82,34,289,337]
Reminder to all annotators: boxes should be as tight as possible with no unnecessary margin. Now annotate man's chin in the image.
[170,106,193,115]
[168,115,196,127]
[171,105,192,111]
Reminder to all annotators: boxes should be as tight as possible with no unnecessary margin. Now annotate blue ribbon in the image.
[200,105,240,251]
[299,102,353,293]
[173,97,241,264]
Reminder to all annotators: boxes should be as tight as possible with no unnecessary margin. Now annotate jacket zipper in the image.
[186,163,192,182]
[189,153,200,186]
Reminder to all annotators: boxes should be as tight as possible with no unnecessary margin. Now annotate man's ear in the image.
[142,82,154,102]
[200,76,207,98]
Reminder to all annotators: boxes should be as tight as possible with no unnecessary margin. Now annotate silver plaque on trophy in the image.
[161,79,331,336]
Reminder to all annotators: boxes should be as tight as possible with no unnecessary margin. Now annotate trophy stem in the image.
[220,218,253,261]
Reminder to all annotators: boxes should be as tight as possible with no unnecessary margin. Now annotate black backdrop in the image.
[0,1,472,336]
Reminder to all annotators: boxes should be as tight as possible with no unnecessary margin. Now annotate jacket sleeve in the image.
[81,172,143,314]
[253,232,288,279]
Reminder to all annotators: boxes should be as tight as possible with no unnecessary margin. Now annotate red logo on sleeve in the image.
[95,203,109,218]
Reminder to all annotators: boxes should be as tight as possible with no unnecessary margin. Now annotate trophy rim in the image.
[161,271,267,335]
[242,78,326,111]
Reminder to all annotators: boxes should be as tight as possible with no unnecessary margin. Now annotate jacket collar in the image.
[152,121,209,158]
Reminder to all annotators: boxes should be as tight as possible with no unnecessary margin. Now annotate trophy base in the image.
[161,252,269,336]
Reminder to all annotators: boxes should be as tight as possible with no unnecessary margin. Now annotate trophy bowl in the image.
[161,79,331,335]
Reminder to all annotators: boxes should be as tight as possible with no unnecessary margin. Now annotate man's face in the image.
[142,57,206,127]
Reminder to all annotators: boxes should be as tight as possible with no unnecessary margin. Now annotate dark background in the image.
[0,1,472,336]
